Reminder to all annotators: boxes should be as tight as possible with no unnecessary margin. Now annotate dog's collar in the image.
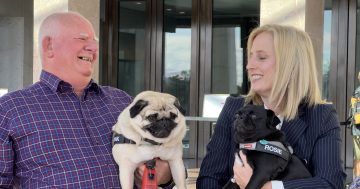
[239,139,293,160]
[112,133,162,146]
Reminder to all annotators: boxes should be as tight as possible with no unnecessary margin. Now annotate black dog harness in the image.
[112,132,162,146]
[239,139,293,161]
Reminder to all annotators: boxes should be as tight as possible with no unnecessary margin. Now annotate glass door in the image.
[162,0,195,165]
[211,0,259,95]
[117,0,147,96]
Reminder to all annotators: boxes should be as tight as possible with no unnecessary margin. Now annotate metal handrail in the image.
[185,116,217,122]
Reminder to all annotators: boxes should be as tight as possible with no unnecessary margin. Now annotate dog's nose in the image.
[235,114,245,120]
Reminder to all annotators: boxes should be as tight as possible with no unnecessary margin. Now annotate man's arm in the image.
[0,103,15,188]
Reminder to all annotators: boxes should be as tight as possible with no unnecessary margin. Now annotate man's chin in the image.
[79,70,93,78]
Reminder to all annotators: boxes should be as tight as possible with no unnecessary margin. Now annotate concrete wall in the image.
[0,0,33,92]
[260,0,325,89]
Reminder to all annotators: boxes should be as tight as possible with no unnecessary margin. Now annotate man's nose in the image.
[85,41,98,52]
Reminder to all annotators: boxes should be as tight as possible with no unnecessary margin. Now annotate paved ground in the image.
[173,168,199,189]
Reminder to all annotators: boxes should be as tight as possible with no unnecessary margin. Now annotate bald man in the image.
[0,12,173,188]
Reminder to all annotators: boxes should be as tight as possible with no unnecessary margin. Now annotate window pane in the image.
[162,0,192,158]
[118,0,146,96]
[355,0,360,86]
[211,0,260,95]
[322,0,332,99]
[162,0,192,113]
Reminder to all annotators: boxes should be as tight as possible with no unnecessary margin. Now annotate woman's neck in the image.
[261,97,280,115]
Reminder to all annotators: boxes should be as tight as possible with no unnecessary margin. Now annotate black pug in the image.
[223,104,311,189]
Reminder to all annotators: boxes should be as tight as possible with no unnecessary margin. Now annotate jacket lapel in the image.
[280,105,308,146]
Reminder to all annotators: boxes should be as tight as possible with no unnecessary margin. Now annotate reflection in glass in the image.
[162,0,192,158]
[212,26,241,94]
[117,0,146,96]
[322,0,332,100]
[162,0,191,114]
[356,0,360,86]
[212,0,259,95]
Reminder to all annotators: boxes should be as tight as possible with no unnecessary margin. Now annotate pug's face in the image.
[233,104,280,143]
[128,91,186,139]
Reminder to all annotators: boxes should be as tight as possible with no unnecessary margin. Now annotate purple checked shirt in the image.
[0,71,132,188]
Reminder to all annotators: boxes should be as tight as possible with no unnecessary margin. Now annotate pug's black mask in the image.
[130,99,184,138]
[233,104,281,143]
[143,117,178,138]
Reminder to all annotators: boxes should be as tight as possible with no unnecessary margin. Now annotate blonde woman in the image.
[197,24,346,189]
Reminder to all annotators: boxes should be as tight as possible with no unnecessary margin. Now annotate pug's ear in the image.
[130,100,149,118]
[174,99,186,115]
[266,109,280,127]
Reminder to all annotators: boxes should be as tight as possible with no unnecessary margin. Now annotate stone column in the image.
[260,0,325,89]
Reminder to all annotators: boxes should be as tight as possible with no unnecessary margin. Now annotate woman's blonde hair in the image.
[246,24,323,120]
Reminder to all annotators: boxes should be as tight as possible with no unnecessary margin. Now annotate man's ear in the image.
[129,100,148,118]
[42,36,54,58]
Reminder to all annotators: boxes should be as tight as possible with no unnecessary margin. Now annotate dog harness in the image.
[112,132,162,146]
[239,139,293,161]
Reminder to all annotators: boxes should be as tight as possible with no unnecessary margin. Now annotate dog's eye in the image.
[170,112,177,120]
[235,114,243,120]
[250,114,257,119]
[146,113,158,122]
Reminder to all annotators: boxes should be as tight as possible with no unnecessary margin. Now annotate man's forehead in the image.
[77,32,98,41]
[79,32,89,37]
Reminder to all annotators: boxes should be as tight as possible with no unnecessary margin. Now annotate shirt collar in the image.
[40,70,101,94]
[263,104,283,129]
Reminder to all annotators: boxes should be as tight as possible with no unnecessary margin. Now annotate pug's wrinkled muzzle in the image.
[143,118,177,138]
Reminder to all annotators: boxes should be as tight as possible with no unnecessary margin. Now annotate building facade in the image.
[0,0,359,184]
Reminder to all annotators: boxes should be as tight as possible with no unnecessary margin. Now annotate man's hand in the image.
[154,159,172,185]
[135,158,172,187]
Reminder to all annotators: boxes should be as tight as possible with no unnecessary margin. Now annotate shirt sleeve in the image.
[271,180,284,189]
[0,103,15,188]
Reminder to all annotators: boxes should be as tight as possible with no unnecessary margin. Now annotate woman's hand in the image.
[233,151,272,189]
[233,151,253,188]
[261,182,272,189]
[135,158,172,187]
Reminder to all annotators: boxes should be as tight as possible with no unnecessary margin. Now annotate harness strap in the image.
[113,133,136,145]
[239,139,292,161]
[112,132,162,146]
[143,138,162,145]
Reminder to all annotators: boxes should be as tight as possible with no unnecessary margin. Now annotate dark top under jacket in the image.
[197,96,346,189]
